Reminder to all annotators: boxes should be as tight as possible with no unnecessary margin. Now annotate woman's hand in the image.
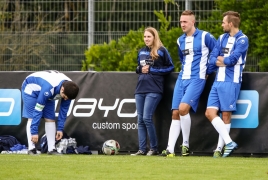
[142,65,149,74]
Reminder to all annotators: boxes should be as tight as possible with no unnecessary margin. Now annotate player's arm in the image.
[223,37,249,66]
[57,99,72,133]
[205,33,217,52]
[206,38,221,75]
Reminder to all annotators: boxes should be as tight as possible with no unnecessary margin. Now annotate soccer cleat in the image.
[47,149,62,155]
[28,148,38,155]
[213,150,222,158]
[146,149,158,156]
[130,150,146,156]
[222,141,238,158]
[158,149,175,157]
[181,145,190,156]
[158,150,168,156]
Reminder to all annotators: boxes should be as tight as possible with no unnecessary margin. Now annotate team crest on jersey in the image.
[210,34,215,39]
[240,39,245,44]
[44,92,49,96]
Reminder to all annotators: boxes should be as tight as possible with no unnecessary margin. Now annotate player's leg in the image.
[159,78,183,157]
[179,79,206,156]
[43,100,61,155]
[206,82,238,157]
[214,112,231,157]
[26,119,37,154]
[179,103,191,156]
[218,82,241,157]
[21,91,37,155]
[206,83,231,146]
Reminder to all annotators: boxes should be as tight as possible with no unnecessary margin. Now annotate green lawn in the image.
[0,154,267,180]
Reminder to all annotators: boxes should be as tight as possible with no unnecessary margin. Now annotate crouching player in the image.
[22,70,79,155]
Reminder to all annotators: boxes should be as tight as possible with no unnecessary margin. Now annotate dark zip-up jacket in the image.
[135,46,174,94]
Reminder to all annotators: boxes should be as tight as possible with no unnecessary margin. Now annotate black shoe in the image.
[130,150,146,156]
[147,149,158,156]
[47,149,62,155]
[28,148,37,155]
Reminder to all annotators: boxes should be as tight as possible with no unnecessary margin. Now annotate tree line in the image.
[0,0,267,71]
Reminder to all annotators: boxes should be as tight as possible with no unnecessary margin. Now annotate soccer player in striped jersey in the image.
[205,11,249,158]
[21,71,79,155]
[159,10,216,157]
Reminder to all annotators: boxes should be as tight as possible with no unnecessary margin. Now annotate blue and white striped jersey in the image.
[207,30,249,83]
[22,71,72,134]
[177,28,216,79]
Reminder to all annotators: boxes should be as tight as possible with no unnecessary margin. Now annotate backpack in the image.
[40,134,49,153]
[0,135,21,152]
[40,132,70,153]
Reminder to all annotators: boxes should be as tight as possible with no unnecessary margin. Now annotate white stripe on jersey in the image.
[27,71,71,87]
[183,36,194,79]
[200,32,209,79]
[218,36,235,81]
[24,84,41,95]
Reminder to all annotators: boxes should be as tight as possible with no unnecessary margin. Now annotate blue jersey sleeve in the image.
[206,37,221,75]
[205,33,217,52]
[223,36,249,66]
[177,44,183,65]
[57,99,71,132]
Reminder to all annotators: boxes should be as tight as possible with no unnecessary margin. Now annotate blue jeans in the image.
[135,93,162,152]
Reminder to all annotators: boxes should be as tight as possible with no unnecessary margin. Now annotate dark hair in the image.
[223,11,240,28]
[62,81,79,100]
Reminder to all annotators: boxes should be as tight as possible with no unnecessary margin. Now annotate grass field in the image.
[0,154,268,180]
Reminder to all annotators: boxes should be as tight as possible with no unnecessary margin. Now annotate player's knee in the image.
[172,110,180,120]
[205,109,214,121]
[179,109,188,116]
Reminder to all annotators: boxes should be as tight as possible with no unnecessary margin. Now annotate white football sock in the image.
[180,113,191,148]
[166,120,181,153]
[211,117,232,145]
[215,123,231,151]
[45,121,56,152]
[26,120,35,150]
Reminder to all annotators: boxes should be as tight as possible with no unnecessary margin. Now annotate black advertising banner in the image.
[0,72,267,155]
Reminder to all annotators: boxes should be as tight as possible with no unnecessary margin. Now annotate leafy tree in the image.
[199,0,268,71]
[82,7,183,72]
[0,0,87,71]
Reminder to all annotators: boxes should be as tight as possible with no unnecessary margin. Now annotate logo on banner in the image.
[0,89,21,125]
[55,98,137,118]
[231,90,259,128]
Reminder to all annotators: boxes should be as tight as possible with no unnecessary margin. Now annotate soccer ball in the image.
[102,139,120,155]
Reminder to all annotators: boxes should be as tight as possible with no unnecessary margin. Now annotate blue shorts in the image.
[172,78,206,112]
[207,81,241,111]
[22,91,55,120]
